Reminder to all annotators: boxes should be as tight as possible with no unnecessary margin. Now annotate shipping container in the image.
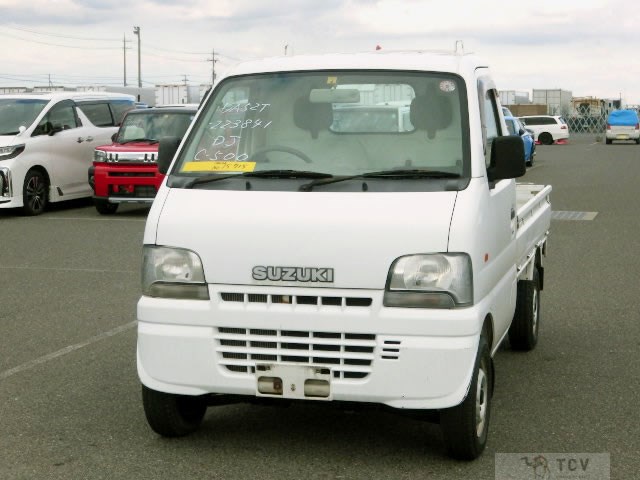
[506,104,548,117]
[532,89,572,116]
[32,86,66,92]
[76,86,108,92]
[0,87,28,94]
[499,90,530,105]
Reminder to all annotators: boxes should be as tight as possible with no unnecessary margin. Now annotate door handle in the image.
[77,137,84,143]
[85,136,94,142]
[510,207,516,219]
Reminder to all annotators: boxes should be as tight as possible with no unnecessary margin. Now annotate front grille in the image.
[216,327,376,379]
[381,340,401,360]
[105,152,157,163]
[220,292,372,308]
[110,185,157,198]
[108,172,155,177]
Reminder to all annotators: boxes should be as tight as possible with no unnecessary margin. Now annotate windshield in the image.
[0,98,49,136]
[117,110,195,143]
[172,71,469,188]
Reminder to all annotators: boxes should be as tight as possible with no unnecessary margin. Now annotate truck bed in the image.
[515,183,552,278]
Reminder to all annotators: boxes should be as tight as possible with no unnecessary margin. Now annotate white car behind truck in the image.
[137,50,552,460]
[0,92,135,215]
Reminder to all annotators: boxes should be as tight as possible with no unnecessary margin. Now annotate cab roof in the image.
[222,50,488,79]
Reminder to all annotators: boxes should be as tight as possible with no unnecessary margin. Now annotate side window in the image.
[78,102,114,127]
[110,100,135,126]
[480,89,500,168]
[32,100,79,136]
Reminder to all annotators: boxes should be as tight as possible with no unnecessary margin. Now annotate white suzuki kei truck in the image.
[137,51,552,460]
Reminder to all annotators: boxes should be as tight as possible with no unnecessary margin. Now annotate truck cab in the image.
[89,106,197,214]
[137,51,551,460]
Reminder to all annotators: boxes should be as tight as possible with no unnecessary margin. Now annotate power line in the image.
[141,50,208,63]
[0,24,121,42]
[144,44,210,55]
[0,25,243,63]
[0,29,124,50]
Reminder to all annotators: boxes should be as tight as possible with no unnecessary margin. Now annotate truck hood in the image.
[155,189,457,290]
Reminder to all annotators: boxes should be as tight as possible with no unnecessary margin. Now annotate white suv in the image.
[0,91,135,215]
[518,115,569,145]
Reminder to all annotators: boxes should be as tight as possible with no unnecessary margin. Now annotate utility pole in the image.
[182,74,188,86]
[133,26,141,88]
[207,49,217,86]
[123,34,127,87]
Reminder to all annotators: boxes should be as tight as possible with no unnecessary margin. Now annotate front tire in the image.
[142,384,207,437]
[539,132,553,145]
[509,269,540,351]
[94,199,119,215]
[22,169,49,216]
[440,335,493,460]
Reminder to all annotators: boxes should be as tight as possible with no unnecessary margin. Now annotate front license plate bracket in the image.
[256,364,332,400]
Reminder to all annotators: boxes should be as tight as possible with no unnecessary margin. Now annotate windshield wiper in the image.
[119,138,159,144]
[184,170,332,189]
[299,168,461,191]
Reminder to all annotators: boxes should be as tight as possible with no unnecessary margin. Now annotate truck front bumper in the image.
[137,286,486,410]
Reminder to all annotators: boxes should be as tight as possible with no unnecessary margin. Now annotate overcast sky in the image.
[1,0,639,104]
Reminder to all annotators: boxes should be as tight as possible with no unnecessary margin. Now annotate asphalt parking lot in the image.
[1,134,639,479]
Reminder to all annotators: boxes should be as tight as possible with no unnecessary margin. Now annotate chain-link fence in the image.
[564,113,607,134]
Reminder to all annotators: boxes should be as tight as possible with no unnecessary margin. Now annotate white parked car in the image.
[518,115,569,145]
[0,91,135,215]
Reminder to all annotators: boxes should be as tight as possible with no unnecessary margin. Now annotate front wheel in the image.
[22,169,49,216]
[142,384,207,437]
[94,199,119,215]
[440,335,493,460]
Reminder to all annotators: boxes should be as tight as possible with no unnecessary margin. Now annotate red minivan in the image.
[89,105,197,214]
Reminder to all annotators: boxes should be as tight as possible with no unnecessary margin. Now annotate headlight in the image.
[94,149,108,162]
[0,144,25,161]
[384,253,472,308]
[141,245,209,300]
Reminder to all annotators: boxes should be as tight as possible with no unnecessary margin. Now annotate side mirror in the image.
[518,128,526,136]
[487,136,525,182]
[157,136,181,175]
[111,132,118,142]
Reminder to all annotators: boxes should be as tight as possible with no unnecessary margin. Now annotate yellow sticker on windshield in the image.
[182,161,256,172]
[327,76,338,85]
